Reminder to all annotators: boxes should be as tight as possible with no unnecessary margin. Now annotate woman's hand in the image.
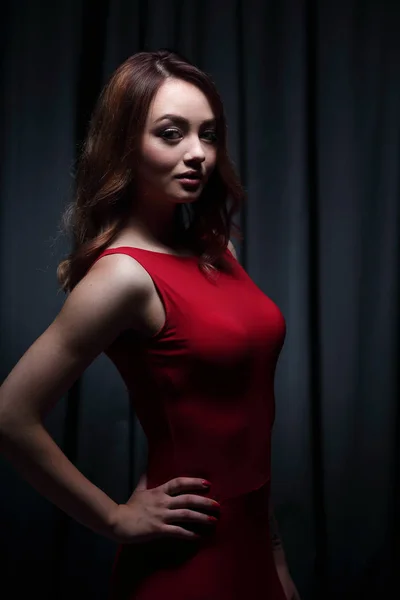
[110,476,220,544]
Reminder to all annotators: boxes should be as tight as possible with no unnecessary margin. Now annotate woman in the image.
[0,50,300,599]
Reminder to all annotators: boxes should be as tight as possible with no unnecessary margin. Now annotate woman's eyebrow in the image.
[154,113,216,126]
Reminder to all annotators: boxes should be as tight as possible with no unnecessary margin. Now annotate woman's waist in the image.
[146,455,271,504]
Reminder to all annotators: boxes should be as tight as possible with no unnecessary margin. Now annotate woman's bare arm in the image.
[0,254,151,541]
[269,499,287,565]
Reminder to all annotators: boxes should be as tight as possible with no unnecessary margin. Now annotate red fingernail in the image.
[202,480,211,487]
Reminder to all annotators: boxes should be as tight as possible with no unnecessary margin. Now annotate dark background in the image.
[0,1,399,599]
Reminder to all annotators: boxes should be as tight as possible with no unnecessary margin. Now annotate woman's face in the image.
[136,78,218,207]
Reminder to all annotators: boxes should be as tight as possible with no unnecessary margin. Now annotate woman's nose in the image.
[184,138,206,162]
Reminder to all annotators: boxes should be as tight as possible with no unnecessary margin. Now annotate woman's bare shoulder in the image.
[227,240,238,260]
[0,255,152,426]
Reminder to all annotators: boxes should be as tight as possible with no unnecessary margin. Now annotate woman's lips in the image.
[177,177,201,188]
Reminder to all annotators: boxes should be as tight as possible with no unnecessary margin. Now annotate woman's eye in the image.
[202,130,217,143]
[159,128,217,143]
[160,128,181,140]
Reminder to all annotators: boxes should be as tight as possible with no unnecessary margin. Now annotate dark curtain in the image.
[0,1,399,599]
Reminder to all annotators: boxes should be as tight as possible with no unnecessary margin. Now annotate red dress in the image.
[93,246,287,600]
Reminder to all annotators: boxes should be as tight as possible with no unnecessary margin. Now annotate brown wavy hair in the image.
[57,49,245,293]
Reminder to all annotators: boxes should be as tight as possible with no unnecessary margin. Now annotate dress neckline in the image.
[106,245,199,260]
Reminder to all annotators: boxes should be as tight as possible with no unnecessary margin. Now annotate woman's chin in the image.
[170,190,202,204]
